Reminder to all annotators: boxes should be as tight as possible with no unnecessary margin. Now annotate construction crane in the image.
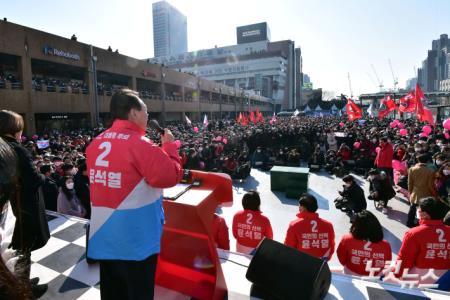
[388,59,398,91]
[347,72,354,98]
[366,72,379,90]
[371,64,384,92]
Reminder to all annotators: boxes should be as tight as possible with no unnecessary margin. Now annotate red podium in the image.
[156,170,233,300]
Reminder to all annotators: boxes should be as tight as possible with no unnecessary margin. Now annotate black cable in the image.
[218,256,250,268]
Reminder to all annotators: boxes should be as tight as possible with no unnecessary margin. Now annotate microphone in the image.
[148,119,165,135]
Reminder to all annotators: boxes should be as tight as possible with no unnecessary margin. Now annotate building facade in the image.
[149,23,300,111]
[417,34,450,92]
[152,1,188,57]
[0,20,272,135]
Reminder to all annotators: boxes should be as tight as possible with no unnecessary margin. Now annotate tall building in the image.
[405,77,417,90]
[417,34,450,92]
[152,1,187,57]
[149,22,301,111]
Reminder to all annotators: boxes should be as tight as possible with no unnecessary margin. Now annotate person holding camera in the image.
[335,175,366,216]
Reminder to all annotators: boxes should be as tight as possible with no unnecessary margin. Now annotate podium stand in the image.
[156,170,233,300]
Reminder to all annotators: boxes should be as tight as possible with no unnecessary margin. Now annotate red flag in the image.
[398,92,416,113]
[346,98,362,121]
[249,111,256,123]
[415,84,435,125]
[242,112,248,126]
[378,95,397,119]
[256,108,264,123]
[236,112,242,124]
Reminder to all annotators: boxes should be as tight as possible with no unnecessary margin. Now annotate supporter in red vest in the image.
[395,197,450,283]
[336,210,392,276]
[375,137,394,184]
[232,190,273,254]
[284,193,335,260]
[212,213,230,250]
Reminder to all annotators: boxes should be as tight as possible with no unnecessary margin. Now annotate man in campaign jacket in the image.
[87,89,182,300]
[284,193,335,260]
[395,197,450,284]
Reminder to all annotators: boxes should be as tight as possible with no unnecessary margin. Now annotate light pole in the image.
[160,66,166,125]
[197,79,201,122]
[219,87,222,120]
[90,45,99,127]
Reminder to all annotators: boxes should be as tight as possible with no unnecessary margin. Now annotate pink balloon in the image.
[422,125,432,134]
[392,119,400,125]
[353,142,361,149]
[399,129,408,136]
[193,126,199,133]
[445,132,450,140]
[419,132,429,138]
[32,135,38,140]
[389,122,397,129]
[397,122,405,129]
[269,120,274,125]
[223,138,228,145]
[375,147,380,153]
[339,122,344,127]
[174,140,181,148]
[443,119,450,130]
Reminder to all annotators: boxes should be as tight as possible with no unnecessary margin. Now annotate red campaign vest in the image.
[232,210,273,248]
[284,212,336,259]
[397,219,450,273]
[337,233,392,276]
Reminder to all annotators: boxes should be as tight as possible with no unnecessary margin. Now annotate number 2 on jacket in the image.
[96,142,112,167]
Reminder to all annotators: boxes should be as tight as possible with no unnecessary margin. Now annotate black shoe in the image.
[30,277,40,286]
[32,284,48,299]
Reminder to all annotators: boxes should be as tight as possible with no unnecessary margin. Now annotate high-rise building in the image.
[405,77,417,90]
[417,34,450,92]
[152,1,187,57]
[148,22,301,111]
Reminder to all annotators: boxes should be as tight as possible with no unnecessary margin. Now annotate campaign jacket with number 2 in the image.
[86,120,182,260]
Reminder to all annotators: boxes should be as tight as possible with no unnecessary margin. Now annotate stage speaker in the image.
[246,238,331,300]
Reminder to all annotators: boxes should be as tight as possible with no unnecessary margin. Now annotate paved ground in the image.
[218,168,411,266]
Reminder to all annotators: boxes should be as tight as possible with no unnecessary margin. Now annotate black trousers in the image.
[99,254,158,300]
[407,203,417,227]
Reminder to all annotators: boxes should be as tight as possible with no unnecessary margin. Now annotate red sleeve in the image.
[265,217,273,239]
[133,140,182,188]
[232,214,239,239]
[216,216,230,250]
[328,223,336,259]
[396,231,418,277]
[284,222,297,248]
[336,235,349,267]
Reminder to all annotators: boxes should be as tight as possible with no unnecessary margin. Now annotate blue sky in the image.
[2,0,449,96]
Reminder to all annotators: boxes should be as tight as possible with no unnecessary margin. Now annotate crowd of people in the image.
[1,87,450,298]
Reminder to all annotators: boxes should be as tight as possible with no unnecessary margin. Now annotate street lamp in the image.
[219,87,222,120]
[197,79,201,122]
[160,66,166,125]
[90,45,100,127]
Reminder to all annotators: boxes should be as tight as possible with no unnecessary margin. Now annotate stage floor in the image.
[26,168,449,299]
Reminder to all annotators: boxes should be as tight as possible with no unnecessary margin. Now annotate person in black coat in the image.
[74,162,91,219]
[0,110,49,298]
[335,175,367,215]
[40,164,59,212]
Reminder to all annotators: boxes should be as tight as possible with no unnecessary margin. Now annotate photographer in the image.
[335,175,366,216]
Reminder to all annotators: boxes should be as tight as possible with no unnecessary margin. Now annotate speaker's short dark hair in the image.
[419,197,448,220]
[110,89,142,120]
[299,193,318,212]
[342,175,354,183]
[242,190,261,211]
[0,110,24,136]
[350,210,383,243]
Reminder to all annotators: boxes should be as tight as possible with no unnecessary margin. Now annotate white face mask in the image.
[372,139,377,143]
[66,182,74,190]
[415,147,422,152]
[369,175,376,181]
[444,169,450,176]
[436,160,443,166]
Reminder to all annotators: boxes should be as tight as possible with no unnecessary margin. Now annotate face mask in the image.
[444,170,450,176]
[436,160,443,166]
[372,139,377,143]
[345,183,352,188]
[415,148,422,152]
[257,150,261,153]
[66,183,74,190]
